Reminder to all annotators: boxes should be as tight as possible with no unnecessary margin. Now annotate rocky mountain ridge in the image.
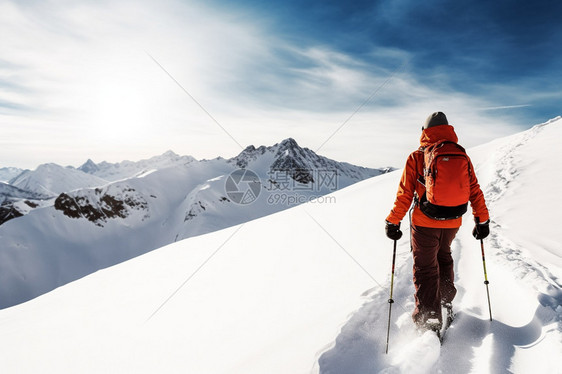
[1,139,389,227]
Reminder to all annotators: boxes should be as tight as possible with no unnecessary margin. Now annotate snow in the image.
[0,182,47,200]
[0,119,561,373]
[388,331,441,373]
[9,163,108,196]
[0,167,26,183]
[78,150,197,181]
[0,138,386,308]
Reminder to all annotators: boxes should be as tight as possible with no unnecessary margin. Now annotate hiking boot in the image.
[442,302,454,324]
[416,311,442,334]
[424,318,442,333]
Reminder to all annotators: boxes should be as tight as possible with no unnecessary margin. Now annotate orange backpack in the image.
[418,140,471,220]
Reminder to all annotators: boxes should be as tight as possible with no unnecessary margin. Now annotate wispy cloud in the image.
[0,0,553,170]
[480,104,532,111]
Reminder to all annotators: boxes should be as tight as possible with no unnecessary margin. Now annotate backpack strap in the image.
[415,147,425,184]
[413,148,425,206]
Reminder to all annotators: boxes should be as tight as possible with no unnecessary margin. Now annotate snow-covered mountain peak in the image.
[78,159,99,174]
[1,140,389,229]
[0,167,27,183]
[9,163,108,196]
[231,138,302,164]
[161,150,180,158]
[276,137,299,150]
[78,151,197,182]
[229,138,389,184]
[229,144,269,169]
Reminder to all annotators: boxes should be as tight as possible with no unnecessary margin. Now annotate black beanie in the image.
[423,112,448,129]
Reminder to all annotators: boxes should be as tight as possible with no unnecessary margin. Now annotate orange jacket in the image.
[386,125,489,228]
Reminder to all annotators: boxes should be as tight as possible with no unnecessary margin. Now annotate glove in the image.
[385,221,403,241]
[472,219,490,240]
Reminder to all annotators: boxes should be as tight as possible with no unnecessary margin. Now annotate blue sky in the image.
[1,0,560,169]
[223,0,561,118]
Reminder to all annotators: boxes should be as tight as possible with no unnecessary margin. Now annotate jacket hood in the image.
[420,124,458,147]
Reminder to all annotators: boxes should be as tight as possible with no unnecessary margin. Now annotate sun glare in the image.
[90,75,151,143]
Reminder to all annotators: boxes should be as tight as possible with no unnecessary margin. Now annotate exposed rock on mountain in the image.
[54,185,149,227]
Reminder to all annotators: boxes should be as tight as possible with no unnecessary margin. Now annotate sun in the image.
[90,75,151,143]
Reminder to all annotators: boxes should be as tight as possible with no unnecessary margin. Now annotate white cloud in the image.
[0,0,274,166]
[0,0,524,170]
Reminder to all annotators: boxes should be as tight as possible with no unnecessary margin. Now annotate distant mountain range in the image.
[0,138,391,308]
[10,163,108,196]
[0,167,27,183]
[0,151,201,226]
[77,150,197,181]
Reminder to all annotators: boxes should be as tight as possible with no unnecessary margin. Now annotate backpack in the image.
[417,140,471,220]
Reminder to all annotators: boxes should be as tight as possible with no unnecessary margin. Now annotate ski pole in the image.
[480,238,492,321]
[385,239,397,354]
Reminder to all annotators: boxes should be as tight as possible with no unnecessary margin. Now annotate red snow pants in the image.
[411,225,459,326]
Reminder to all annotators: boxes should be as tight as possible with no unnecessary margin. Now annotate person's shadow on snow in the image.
[438,304,551,374]
[317,298,556,374]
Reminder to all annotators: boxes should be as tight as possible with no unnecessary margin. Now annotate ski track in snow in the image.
[317,120,562,374]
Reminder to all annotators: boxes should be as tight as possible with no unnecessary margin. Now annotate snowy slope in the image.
[9,163,108,196]
[0,167,26,183]
[0,119,560,373]
[78,150,197,181]
[0,182,48,200]
[0,183,53,225]
[0,138,387,309]
[319,117,562,373]
[0,174,395,374]
[2,163,107,225]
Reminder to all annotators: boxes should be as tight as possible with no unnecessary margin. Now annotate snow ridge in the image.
[0,167,26,183]
[78,150,197,181]
[9,163,108,196]
[0,182,53,225]
[230,138,390,183]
